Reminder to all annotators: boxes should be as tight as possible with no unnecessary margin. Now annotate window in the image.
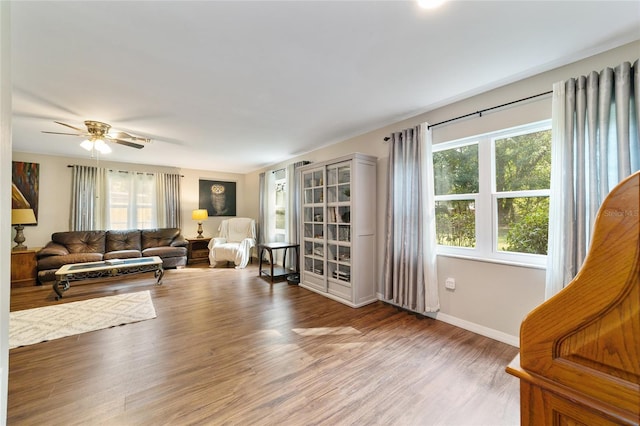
[433,121,551,266]
[273,168,287,243]
[106,170,157,230]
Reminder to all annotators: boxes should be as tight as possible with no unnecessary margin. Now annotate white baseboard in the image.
[377,293,520,348]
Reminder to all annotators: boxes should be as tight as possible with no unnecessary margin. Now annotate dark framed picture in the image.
[199,179,236,217]
[12,161,40,224]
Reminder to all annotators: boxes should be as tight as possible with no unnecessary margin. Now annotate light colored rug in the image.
[9,290,156,349]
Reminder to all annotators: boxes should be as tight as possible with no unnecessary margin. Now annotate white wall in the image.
[9,152,247,248]
[244,40,640,345]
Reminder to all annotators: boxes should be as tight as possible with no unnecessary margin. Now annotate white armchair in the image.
[207,217,256,268]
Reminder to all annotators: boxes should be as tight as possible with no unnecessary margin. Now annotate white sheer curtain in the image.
[105,170,157,230]
[546,60,639,298]
[70,165,107,231]
[383,124,439,313]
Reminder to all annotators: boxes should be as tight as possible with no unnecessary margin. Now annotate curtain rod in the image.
[383,90,553,141]
[67,164,184,177]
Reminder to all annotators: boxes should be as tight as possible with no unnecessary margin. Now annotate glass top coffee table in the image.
[54,256,164,299]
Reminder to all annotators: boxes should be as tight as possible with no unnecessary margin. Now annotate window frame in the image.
[433,120,551,268]
[106,170,157,230]
[273,169,287,243]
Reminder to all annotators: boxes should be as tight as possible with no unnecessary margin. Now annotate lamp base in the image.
[196,222,204,238]
[13,224,28,251]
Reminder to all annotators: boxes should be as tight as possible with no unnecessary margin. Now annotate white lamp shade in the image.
[81,138,112,154]
[12,208,37,225]
[94,139,112,153]
[192,209,208,221]
[80,139,94,151]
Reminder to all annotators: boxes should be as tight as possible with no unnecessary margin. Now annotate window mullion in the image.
[476,137,492,255]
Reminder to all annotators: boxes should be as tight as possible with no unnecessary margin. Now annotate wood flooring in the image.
[8,265,520,426]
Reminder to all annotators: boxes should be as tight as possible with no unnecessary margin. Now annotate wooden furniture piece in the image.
[258,242,299,283]
[11,247,39,288]
[506,172,639,426]
[54,256,164,299]
[186,237,211,265]
[298,153,377,307]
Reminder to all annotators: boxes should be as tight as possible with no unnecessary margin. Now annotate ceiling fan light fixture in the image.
[80,137,112,154]
[80,139,94,151]
[94,139,111,154]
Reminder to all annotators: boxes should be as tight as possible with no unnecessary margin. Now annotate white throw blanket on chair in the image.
[208,218,256,268]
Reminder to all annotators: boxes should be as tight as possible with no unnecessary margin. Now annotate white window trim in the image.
[433,120,551,268]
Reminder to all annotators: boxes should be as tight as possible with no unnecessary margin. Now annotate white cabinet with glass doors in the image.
[299,153,376,307]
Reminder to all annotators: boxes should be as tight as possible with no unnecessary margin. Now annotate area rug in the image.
[9,290,156,349]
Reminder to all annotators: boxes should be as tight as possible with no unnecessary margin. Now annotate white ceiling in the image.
[10,1,640,173]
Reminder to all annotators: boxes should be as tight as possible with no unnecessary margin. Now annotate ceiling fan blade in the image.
[54,121,85,132]
[42,131,85,136]
[111,138,145,149]
[110,131,151,143]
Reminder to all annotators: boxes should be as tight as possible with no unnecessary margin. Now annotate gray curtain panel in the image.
[156,172,181,228]
[258,172,266,245]
[285,160,310,269]
[383,126,426,312]
[70,165,104,231]
[546,59,639,298]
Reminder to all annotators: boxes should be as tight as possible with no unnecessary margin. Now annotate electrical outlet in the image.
[445,277,456,290]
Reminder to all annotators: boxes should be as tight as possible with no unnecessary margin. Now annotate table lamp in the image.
[192,209,208,238]
[12,208,37,251]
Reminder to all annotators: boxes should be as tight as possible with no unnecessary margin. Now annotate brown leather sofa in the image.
[36,228,188,284]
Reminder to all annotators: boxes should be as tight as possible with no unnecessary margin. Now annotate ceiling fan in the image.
[42,120,151,153]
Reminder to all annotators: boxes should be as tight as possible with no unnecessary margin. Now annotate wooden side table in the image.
[186,237,212,265]
[258,242,299,283]
[11,247,40,287]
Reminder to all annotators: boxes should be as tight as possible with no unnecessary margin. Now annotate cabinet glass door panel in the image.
[337,225,350,242]
[312,206,323,223]
[304,188,314,204]
[327,243,338,262]
[327,224,337,241]
[303,223,314,239]
[338,184,350,202]
[313,170,323,187]
[303,172,314,188]
[312,241,324,257]
[338,165,350,184]
[312,188,323,204]
[312,224,323,239]
[337,245,351,264]
[327,185,337,204]
[336,206,350,223]
[327,167,338,186]
[332,264,351,283]
[303,207,314,223]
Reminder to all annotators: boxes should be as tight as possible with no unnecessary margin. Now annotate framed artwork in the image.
[12,161,40,223]
[199,179,236,217]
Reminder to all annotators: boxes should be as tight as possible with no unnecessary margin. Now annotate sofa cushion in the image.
[103,250,142,260]
[52,231,106,254]
[142,246,187,258]
[37,252,104,271]
[37,242,70,258]
[106,230,141,252]
[141,228,181,249]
